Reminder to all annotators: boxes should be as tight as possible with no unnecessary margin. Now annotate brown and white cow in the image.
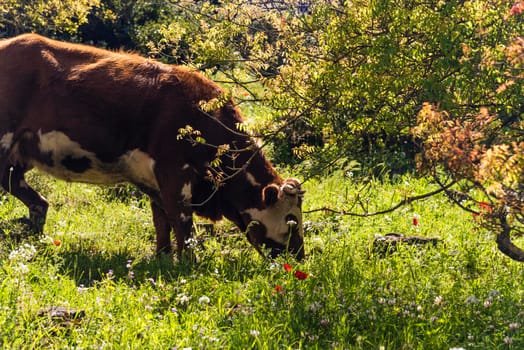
[0,34,305,260]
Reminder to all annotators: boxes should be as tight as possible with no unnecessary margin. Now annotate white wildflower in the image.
[434,295,444,306]
[198,296,210,304]
[320,318,330,326]
[250,330,260,337]
[77,285,90,293]
[465,295,480,304]
[9,244,36,262]
[308,301,322,312]
[509,322,520,330]
[176,293,190,305]
[15,263,29,274]
[268,262,280,271]
[184,238,198,249]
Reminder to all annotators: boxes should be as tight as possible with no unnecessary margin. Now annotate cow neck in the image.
[211,148,280,232]
[243,146,283,187]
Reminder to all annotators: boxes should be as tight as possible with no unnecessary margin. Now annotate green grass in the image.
[0,171,522,349]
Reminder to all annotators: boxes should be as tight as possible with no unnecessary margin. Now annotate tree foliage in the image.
[413,5,524,261]
[0,0,100,38]
[78,0,169,50]
[131,0,522,176]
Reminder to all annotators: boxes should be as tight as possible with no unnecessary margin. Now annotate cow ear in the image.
[262,184,280,207]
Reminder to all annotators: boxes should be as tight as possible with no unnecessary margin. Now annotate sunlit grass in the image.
[0,171,522,348]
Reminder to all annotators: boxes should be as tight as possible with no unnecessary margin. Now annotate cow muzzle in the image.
[269,245,305,261]
[246,221,305,261]
[269,228,305,261]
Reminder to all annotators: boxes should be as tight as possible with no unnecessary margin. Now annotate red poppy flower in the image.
[294,270,309,280]
[275,285,284,294]
[478,202,492,212]
[510,2,524,16]
[53,239,61,246]
[413,217,419,226]
[283,263,308,279]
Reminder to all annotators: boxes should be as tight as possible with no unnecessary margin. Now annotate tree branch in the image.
[304,180,456,216]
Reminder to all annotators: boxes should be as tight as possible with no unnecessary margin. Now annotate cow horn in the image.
[282,179,305,196]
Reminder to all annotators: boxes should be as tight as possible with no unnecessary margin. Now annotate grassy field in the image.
[0,171,522,349]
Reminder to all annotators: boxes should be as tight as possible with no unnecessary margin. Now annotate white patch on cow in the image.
[0,132,14,150]
[246,172,261,186]
[182,163,190,170]
[180,213,191,222]
[38,130,82,155]
[181,182,192,202]
[243,201,303,245]
[32,130,159,189]
[121,149,159,190]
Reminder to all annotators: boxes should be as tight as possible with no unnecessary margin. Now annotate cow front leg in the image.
[155,164,198,261]
[1,165,49,232]
[151,200,172,255]
[150,196,195,261]
[175,209,194,260]
[159,197,195,262]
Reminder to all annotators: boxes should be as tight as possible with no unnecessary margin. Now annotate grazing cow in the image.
[0,34,305,260]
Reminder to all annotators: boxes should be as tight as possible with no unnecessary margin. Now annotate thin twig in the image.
[304,180,456,216]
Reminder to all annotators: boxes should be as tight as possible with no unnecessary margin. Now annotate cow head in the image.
[243,178,305,260]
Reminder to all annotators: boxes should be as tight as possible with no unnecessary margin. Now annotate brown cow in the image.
[0,34,305,260]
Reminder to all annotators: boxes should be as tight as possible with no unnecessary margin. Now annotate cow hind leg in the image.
[1,165,49,232]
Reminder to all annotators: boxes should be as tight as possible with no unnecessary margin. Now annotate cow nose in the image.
[269,247,284,259]
[269,246,305,260]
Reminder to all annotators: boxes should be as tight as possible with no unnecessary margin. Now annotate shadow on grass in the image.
[1,220,266,287]
[0,218,40,242]
[55,237,259,287]
[56,249,194,286]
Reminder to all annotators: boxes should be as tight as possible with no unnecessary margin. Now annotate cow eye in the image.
[286,214,298,226]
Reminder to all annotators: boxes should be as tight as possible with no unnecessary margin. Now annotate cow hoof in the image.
[29,223,45,234]
[8,217,45,234]
[0,218,43,240]
[178,248,198,264]
[155,250,173,262]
